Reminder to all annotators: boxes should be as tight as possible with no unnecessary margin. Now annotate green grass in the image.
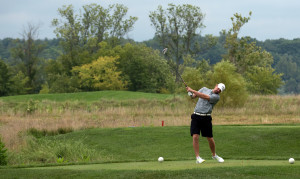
[0,91,174,102]
[1,160,300,178]
[4,125,300,170]
[29,125,299,162]
[1,125,300,178]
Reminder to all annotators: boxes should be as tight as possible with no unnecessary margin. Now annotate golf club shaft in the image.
[175,70,187,87]
[162,48,189,88]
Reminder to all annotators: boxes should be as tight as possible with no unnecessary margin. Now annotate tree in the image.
[209,61,248,107]
[274,54,300,94]
[149,4,214,82]
[10,71,30,95]
[72,56,127,91]
[10,23,44,93]
[246,66,283,94]
[43,59,80,93]
[0,59,12,96]
[52,5,82,73]
[96,42,175,93]
[81,3,137,48]
[120,43,175,93]
[181,56,211,92]
[222,12,283,94]
[52,3,138,73]
[0,137,7,166]
[183,59,248,106]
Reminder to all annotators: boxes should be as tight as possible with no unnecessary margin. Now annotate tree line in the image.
[0,3,298,105]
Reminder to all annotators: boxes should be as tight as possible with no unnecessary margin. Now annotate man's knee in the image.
[193,134,199,141]
[206,137,214,142]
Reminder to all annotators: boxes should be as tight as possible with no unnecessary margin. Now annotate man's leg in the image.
[193,134,200,157]
[207,137,224,162]
[207,137,216,156]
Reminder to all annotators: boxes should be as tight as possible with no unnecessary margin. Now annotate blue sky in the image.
[1,0,300,41]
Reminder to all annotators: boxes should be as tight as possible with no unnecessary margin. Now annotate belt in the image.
[194,112,211,116]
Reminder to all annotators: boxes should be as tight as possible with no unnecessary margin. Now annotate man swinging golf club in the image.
[186,83,225,164]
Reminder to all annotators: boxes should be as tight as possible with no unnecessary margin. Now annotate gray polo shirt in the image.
[194,87,220,114]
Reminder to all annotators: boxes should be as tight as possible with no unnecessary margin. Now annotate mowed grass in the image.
[1,125,300,178]
[1,160,300,179]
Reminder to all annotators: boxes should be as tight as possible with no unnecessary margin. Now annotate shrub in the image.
[0,137,7,165]
[28,128,74,138]
[209,60,249,107]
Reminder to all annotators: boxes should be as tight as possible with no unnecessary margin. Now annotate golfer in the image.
[186,83,225,164]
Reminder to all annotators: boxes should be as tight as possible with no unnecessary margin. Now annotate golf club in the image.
[162,48,193,97]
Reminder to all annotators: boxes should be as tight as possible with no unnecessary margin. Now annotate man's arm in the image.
[186,87,210,101]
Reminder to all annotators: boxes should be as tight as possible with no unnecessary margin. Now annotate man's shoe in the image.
[212,155,224,163]
[196,157,205,164]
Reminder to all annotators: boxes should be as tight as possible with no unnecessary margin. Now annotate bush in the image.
[28,128,74,138]
[0,137,7,165]
[209,60,249,107]
[9,136,96,165]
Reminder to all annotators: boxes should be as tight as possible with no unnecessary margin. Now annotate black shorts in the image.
[190,114,213,137]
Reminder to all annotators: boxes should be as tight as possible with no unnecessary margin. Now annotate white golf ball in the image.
[158,157,164,162]
[289,158,295,164]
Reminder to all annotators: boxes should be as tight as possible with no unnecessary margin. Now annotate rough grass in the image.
[0,91,300,150]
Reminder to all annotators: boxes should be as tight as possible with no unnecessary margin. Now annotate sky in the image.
[0,0,300,42]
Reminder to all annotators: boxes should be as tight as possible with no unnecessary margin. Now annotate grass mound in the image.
[1,125,300,178]
[8,125,300,165]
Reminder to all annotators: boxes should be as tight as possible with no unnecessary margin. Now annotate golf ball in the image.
[289,158,295,164]
[158,157,164,162]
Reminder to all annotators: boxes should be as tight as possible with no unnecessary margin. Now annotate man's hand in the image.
[186,86,210,100]
[186,86,193,92]
[186,86,195,98]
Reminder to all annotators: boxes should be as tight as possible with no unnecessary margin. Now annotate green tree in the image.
[222,12,282,94]
[10,23,44,93]
[81,3,137,49]
[209,61,248,107]
[182,59,248,106]
[72,56,127,90]
[42,59,79,93]
[149,4,214,81]
[246,66,283,94]
[96,43,175,93]
[0,59,13,96]
[0,137,7,166]
[0,59,27,96]
[52,5,82,73]
[122,43,175,92]
[181,56,211,92]
[52,3,138,74]
[274,54,300,94]
[10,71,30,95]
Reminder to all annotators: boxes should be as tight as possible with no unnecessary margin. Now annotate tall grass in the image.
[0,92,300,151]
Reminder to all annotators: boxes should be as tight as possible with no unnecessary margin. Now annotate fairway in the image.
[1,160,300,179]
[31,159,299,171]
